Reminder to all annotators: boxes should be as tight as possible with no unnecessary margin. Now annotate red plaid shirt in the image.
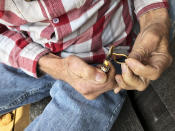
[0,0,168,77]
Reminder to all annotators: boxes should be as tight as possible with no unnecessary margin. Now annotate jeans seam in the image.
[104,97,125,131]
[0,83,52,112]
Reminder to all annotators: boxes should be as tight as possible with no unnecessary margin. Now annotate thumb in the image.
[125,58,160,80]
[67,55,107,83]
[94,68,107,83]
[79,63,107,83]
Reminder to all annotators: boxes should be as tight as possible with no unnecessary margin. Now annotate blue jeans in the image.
[0,63,126,131]
[1,3,175,131]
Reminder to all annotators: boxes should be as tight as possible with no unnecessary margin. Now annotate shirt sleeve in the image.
[0,24,50,78]
[134,0,169,18]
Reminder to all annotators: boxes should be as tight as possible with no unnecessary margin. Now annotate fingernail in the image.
[96,70,106,83]
[121,64,128,73]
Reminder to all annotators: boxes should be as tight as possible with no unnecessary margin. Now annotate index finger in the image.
[125,58,161,80]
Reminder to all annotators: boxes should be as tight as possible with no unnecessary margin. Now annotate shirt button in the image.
[53,18,59,24]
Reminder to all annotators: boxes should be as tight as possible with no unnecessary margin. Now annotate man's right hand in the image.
[38,53,118,100]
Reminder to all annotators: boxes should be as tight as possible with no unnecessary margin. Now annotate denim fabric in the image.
[26,81,126,131]
[0,64,56,115]
[0,62,126,131]
[0,3,174,131]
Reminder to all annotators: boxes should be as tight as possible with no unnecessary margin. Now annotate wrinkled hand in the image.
[114,8,172,93]
[38,54,118,100]
[62,55,118,100]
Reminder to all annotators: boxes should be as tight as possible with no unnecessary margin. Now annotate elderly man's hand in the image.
[62,55,118,100]
[39,54,118,100]
[114,8,172,93]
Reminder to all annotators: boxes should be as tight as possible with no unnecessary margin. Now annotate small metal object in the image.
[100,46,114,73]
[100,45,128,73]
[100,60,110,73]
[112,53,128,64]
[106,45,114,61]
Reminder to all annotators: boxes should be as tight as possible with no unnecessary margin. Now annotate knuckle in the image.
[151,72,161,80]
[137,85,147,91]
[80,85,94,96]
[132,67,140,75]
[81,88,91,95]
[137,87,145,91]
[81,90,88,95]
[148,31,160,42]
[168,54,173,66]
[84,95,97,100]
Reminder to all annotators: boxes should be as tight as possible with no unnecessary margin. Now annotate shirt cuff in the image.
[18,42,50,78]
[136,2,169,18]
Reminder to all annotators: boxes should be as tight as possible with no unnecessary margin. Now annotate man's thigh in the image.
[26,79,126,131]
[0,64,55,115]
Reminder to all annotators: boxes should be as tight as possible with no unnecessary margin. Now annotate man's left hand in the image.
[114,8,172,93]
